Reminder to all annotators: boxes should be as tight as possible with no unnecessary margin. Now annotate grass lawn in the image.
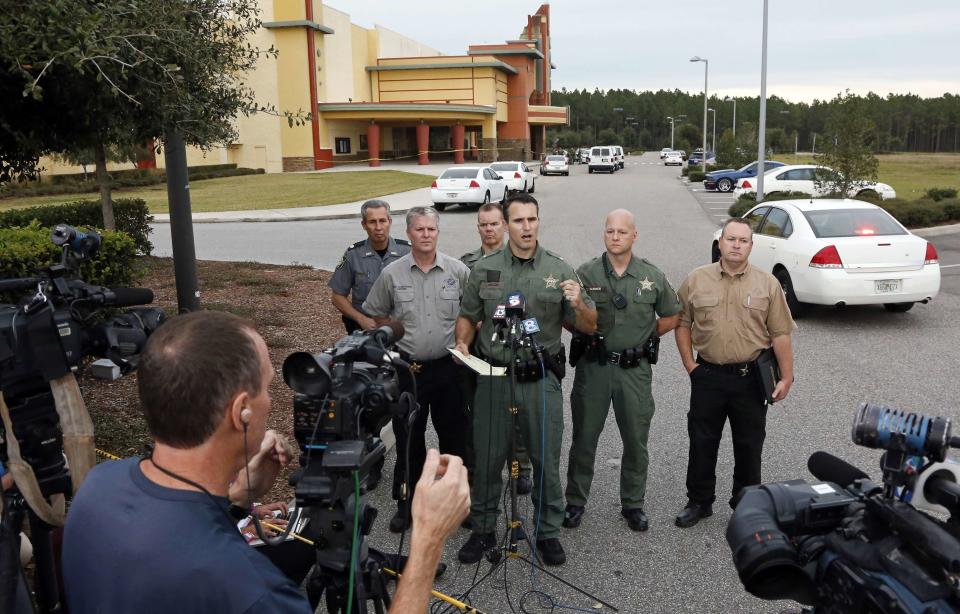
[771,152,960,200]
[0,170,433,213]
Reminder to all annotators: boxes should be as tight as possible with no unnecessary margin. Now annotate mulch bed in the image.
[80,256,345,502]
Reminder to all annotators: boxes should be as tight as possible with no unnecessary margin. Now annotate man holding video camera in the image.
[62,311,469,613]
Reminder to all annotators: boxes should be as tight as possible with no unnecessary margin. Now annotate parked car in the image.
[611,146,625,170]
[430,166,507,211]
[687,150,716,167]
[588,146,617,173]
[541,155,569,176]
[490,161,535,193]
[710,199,939,316]
[663,151,684,166]
[733,164,897,200]
[660,147,673,159]
[577,148,591,164]
[704,160,786,192]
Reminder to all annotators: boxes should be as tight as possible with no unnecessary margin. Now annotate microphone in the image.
[491,304,506,342]
[807,451,870,488]
[91,287,155,307]
[369,321,404,346]
[0,278,42,293]
[504,292,525,319]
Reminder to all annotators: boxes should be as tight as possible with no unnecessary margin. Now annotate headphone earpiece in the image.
[240,408,253,425]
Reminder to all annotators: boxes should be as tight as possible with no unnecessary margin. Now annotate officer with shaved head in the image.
[563,209,681,533]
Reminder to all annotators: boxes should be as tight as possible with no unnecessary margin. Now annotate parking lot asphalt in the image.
[152,152,960,613]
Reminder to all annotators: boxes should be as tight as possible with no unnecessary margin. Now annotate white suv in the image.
[588,146,617,174]
[611,146,625,170]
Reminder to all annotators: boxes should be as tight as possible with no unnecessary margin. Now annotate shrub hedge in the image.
[925,187,958,202]
[3,165,263,198]
[728,194,960,229]
[0,222,141,303]
[0,199,152,255]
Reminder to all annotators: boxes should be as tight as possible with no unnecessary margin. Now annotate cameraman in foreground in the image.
[61,311,469,613]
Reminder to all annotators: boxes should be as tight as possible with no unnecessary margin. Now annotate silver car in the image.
[541,155,569,176]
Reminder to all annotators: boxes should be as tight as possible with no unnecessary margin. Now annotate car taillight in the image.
[855,227,875,235]
[514,172,522,179]
[741,179,752,189]
[809,245,843,268]
[469,180,480,188]
[925,242,939,264]
[431,180,437,188]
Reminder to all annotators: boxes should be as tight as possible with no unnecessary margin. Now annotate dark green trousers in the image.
[461,369,531,476]
[470,373,564,538]
[566,360,655,509]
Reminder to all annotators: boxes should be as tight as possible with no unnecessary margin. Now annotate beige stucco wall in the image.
[322,6,355,104]
[375,25,442,58]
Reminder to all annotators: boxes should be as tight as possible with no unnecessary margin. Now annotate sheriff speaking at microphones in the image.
[453,192,597,567]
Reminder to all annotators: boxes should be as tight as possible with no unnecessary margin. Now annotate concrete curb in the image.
[911,223,960,237]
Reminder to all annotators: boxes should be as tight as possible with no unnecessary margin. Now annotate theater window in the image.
[335,138,351,154]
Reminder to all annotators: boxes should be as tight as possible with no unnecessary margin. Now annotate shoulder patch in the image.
[335,250,349,270]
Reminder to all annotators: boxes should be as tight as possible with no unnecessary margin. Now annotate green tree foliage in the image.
[814,91,880,196]
[549,88,960,156]
[597,128,618,144]
[0,0,307,228]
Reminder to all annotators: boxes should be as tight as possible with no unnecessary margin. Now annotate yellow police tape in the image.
[317,146,551,167]
[95,448,123,461]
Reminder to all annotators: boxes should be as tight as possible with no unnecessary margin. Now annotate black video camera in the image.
[726,403,960,613]
[282,323,413,585]
[0,224,163,494]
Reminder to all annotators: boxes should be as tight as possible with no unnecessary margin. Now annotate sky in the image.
[327,0,960,103]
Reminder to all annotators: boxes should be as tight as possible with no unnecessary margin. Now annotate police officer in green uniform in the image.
[563,209,681,533]
[454,193,597,566]
[329,200,410,333]
[460,202,533,496]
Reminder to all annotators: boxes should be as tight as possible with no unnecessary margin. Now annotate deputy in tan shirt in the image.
[673,217,795,529]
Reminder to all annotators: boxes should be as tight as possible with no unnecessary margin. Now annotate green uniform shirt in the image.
[460,243,595,363]
[460,244,504,270]
[577,253,681,352]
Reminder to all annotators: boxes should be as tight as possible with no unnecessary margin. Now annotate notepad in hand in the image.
[755,347,781,405]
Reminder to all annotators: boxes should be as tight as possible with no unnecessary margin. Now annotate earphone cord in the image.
[147,455,237,527]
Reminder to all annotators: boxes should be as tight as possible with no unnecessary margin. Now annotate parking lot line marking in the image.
[940,263,960,268]
[709,207,729,210]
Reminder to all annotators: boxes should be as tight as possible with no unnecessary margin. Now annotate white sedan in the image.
[490,161,536,193]
[541,155,569,176]
[733,164,897,200]
[430,167,507,212]
[663,151,684,166]
[660,148,672,159]
[711,198,940,316]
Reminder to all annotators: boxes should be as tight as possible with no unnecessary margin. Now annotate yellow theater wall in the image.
[274,28,316,159]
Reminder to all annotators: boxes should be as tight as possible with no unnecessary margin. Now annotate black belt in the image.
[696,355,754,377]
[398,352,450,374]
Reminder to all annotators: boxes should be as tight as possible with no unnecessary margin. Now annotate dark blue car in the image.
[703,160,786,192]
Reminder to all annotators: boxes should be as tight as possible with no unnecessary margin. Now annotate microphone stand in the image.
[470,313,618,612]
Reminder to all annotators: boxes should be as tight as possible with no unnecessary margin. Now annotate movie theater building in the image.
[165,2,567,173]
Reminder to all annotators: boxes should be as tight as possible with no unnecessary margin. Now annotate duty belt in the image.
[696,355,754,377]
[398,352,450,374]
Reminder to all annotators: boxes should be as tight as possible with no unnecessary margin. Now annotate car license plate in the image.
[446,193,458,198]
[875,279,901,293]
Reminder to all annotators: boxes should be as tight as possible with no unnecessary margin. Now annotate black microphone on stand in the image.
[491,304,506,343]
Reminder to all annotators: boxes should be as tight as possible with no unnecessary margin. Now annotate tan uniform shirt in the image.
[362,252,470,361]
[677,262,795,364]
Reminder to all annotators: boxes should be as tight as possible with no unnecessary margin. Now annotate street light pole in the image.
[690,56,709,172]
[708,108,716,154]
[756,0,769,202]
[667,116,675,149]
[724,96,737,138]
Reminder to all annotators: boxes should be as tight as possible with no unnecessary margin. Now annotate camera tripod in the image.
[463,316,618,612]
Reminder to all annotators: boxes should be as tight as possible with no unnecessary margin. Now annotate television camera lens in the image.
[283,351,333,397]
[51,224,101,258]
[852,403,953,462]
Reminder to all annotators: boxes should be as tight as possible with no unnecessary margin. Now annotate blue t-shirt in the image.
[63,458,312,613]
